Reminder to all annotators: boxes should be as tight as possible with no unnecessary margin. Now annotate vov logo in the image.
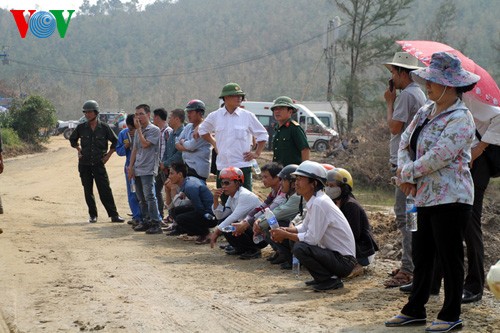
[10,10,75,39]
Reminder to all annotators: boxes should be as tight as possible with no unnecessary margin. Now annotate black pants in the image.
[293,242,356,282]
[224,227,267,252]
[78,163,118,218]
[402,203,470,322]
[464,154,490,294]
[175,210,217,236]
[155,169,166,218]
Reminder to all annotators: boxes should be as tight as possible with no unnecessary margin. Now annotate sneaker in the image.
[145,226,163,234]
[88,216,97,223]
[133,223,151,232]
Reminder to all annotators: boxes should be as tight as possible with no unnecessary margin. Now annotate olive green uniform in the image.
[272,119,309,166]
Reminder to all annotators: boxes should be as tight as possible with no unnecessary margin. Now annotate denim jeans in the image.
[135,175,161,225]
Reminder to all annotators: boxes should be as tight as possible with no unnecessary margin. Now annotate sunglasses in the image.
[220,180,232,186]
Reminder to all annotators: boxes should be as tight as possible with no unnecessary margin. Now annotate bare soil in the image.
[0,137,498,332]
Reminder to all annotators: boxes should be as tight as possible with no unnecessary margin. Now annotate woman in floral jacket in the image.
[385,52,480,333]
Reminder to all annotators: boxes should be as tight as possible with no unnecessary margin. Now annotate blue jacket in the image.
[180,176,214,215]
[116,128,133,167]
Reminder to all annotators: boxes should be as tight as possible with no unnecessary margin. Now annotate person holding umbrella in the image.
[385,52,479,332]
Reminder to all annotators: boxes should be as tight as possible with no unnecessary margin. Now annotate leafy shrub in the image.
[0,127,23,148]
[8,96,57,145]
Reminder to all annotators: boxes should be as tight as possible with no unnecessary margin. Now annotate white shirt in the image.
[212,186,262,231]
[198,106,268,170]
[296,191,356,257]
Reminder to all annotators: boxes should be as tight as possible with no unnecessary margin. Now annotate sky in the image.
[0,0,157,11]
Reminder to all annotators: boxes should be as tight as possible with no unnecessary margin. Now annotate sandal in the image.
[347,264,365,279]
[384,270,413,288]
[195,235,210,245]
[385,314,426,327]
[425,319,463,332]
[388,268,400,277]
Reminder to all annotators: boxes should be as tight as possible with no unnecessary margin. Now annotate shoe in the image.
[111,216,125,223]
[195,235,210,245]
[133,223,151,232]
[385,314,427,327]
[313,277,344,291]
[225,246,245,255]
[266,252,279,262]
[238,249,262,260]
[219,244,229,250]
[166,229,181,236]
[384,270,413,288]
[145,226,163,234]
[305,279,319,286]
[88,216,97,223]
[347,264,364,278]
[270,253,289,265]
[400,282,413,293]
[425,319,462,332]
[280,261,292,270]
[462,289,482,303]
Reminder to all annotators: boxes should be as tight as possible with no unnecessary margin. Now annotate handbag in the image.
[476,131,500,178]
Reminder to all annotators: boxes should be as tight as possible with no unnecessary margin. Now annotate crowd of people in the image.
[66,51,499,333]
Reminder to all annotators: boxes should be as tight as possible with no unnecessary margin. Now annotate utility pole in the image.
[324,17,340,101]
[0,46,9,65]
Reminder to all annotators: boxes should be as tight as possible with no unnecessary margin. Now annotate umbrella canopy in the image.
[397,40,500,106]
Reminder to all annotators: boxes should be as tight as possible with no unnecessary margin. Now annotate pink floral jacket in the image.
[398,99,474,207]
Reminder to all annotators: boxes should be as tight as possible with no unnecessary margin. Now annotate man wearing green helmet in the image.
[198,83,268,191]
[271,96,310,166]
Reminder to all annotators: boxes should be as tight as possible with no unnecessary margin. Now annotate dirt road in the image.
[0,137,498,332]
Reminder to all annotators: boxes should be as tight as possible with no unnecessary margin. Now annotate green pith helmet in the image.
[271,96,297,112]
[82,100,99,113]
[219,82,245,99]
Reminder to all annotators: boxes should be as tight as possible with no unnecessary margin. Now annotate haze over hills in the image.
[0,0,498,119]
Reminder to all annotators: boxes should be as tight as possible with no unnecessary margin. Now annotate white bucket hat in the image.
[384,52,420,70]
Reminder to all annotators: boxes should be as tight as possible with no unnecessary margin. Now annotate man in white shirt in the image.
[198,82,268,191]
[208,167,264,260]
[271,161,356,291]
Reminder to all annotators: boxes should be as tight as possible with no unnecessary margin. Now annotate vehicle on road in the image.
[58,112,127,139]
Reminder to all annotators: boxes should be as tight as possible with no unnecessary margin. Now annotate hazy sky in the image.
[0,0,157,11]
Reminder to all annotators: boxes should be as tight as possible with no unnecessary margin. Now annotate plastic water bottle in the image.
[251,159,261,175]
[264,208,278,229]
[406,196,417,231]
[292,256,300,277]
[221,225,236,233]
[204,213,216,222]
[130,178,136,193]
[253,233,265,244]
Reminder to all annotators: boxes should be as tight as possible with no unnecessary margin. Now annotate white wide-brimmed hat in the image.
[384,52,421,70]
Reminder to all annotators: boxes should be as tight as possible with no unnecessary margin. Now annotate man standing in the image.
[153,108,171,219]
[271,161,356,291]
[115,114,141,225]
[198,83,268,191]
[271,96,310,166]
[128,104,162,234]
[383,52,426,288]
[69,100,124,223]
[162,108,184,172]
[176,100,212,181]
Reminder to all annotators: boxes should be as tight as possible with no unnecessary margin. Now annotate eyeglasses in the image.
[221,180,232,186]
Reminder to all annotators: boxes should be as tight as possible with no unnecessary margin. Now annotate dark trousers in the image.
[78,163,118,218]
[155,169,166,219]
[293,242,356,282]
[402,203,470,322]
[224,227,267,252]
[464,154,490,294]
[175,210,217,236]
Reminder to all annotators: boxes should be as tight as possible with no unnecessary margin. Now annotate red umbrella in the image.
[397,40,500,107]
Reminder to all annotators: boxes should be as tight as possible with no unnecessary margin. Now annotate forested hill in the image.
[0,0,498,119]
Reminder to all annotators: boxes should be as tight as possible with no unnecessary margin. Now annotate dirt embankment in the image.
[0,137,498,333]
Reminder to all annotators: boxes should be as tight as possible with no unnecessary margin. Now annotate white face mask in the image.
[325,186,342,200]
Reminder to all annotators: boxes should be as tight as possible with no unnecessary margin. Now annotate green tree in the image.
[333,0,414,132]
[9,96,57,145]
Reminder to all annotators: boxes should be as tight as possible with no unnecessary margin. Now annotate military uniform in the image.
[272,119,309,166]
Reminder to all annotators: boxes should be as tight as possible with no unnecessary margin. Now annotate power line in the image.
[8,22,350,79]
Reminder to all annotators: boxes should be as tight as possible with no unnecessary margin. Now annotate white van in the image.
[313,111,334,129]
[240,101,338,152]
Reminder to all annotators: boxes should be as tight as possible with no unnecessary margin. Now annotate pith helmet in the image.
[82,100,99,113]
[271,96,297,112]
[219,83,245,99]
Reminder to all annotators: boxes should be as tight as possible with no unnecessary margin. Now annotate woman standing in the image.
[385,52,479,332]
